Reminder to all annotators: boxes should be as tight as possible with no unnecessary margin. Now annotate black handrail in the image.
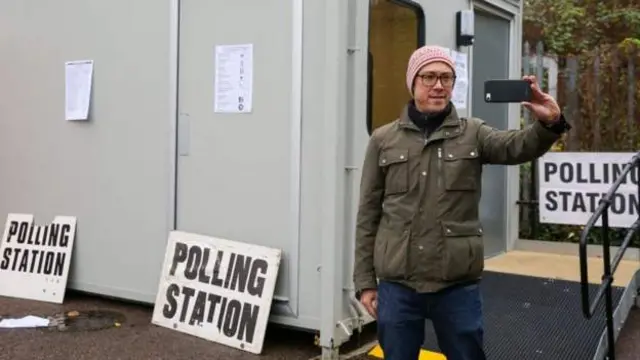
[579,152,640,360]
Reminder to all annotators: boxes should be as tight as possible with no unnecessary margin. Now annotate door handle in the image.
[178,112,190,156]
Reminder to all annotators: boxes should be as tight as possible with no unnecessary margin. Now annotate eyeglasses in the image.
[417,72,456,87]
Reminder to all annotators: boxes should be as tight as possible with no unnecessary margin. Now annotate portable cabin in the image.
[0,0,638,359]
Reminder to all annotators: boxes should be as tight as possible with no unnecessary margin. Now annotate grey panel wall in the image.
[0,0,340,332]
[0,0,524,339]
[0,0,173,302]
[417,0,468,47]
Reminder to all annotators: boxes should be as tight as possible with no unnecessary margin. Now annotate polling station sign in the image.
[0,213,77,303]
[538,152,638,228]
[152,231,281,355]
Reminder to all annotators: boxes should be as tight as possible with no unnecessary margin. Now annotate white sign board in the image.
[152,231,281,355]
[0,213,77,303]
[538,152,638,228]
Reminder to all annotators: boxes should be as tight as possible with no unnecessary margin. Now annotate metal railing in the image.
[579,152,640,360]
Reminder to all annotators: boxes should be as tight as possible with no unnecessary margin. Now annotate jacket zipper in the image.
[437,147,443,189]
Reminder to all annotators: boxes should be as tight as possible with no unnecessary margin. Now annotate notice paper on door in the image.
[214,44,253,114]
[451,50,468,110]
[65,60,94,121]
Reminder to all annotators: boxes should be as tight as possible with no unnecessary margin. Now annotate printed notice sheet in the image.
[451,50,468,109]
[214,44,253,113]
[65,60,94,121]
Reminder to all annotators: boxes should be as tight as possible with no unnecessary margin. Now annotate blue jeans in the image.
[377,280,486,360]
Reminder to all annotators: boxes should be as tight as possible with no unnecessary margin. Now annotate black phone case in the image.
[484,80,532,103]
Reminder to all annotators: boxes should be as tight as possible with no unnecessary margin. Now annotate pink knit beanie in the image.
[406,45,456,95]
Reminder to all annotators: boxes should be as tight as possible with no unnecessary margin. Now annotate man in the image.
[353,45,571,360]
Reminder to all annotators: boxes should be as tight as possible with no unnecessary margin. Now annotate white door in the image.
[175,0,301,317]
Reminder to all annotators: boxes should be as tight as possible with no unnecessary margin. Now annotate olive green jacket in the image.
[353,103,564,294]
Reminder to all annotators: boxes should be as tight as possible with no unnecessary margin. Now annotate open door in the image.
[367,0,425,133]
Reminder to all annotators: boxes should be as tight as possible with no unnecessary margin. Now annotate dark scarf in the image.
[407,100,453,137]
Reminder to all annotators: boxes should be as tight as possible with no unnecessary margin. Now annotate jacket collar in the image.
[398,101,462,131]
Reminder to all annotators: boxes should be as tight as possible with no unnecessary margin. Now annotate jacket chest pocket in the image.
[442,144,480,191]
[379,148,409,195]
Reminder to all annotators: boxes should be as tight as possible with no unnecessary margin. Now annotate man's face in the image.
[412,62,456,113]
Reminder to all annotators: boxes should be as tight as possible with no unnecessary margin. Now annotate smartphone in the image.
[484,79,532,103]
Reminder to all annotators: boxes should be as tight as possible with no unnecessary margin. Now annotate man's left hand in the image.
[521,75,561,124]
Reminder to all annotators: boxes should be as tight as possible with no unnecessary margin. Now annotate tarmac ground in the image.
[1,291,639,360]
[0,291,377,360]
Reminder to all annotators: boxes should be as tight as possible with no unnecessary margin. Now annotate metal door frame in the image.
[168,0,179,234]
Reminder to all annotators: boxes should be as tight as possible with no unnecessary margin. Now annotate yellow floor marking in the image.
[368,344,446,360]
